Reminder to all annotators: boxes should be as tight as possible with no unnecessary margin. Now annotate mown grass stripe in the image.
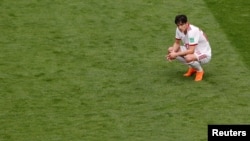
[204,0,250,67]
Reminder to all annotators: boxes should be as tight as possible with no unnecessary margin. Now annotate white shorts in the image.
[180,46,211,64]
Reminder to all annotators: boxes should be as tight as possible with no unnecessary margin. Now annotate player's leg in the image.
[175,46,187,63]
[172,46,197,76]
[185,53,211,81]
[189,60,204,81]
[185,55,203,72]
[195,54,211,81]
[182,54,200,77]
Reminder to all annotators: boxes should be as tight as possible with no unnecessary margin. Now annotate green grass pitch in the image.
[0,0,249,141]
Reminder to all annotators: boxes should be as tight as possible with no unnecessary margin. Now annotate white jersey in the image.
[175,24,211,57]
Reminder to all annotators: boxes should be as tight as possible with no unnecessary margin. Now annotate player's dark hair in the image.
[175,14,188,24]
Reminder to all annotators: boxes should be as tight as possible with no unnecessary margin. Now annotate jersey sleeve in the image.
[175,28,181,40]
[188,29,199,46]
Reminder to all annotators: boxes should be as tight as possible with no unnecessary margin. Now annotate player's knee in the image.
[184,55,195,63]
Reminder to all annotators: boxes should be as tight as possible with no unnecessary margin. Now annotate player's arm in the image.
[176,45,195,56]
[170,39,181,53]
[166,39,181,61]
[168,44,196,59]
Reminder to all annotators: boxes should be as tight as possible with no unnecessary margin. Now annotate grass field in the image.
[0,0,249,141]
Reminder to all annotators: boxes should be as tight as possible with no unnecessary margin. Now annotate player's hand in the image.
[165,54,174,62]
[168,52,177,59]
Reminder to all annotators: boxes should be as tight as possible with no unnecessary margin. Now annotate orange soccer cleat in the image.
[194,71,204,81]
[183,68,196,77]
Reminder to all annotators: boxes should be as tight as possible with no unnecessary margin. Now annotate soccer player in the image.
[166,14,212,81]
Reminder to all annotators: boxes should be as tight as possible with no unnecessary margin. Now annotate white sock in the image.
[188,61,203,71]
[176,56,187,64]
